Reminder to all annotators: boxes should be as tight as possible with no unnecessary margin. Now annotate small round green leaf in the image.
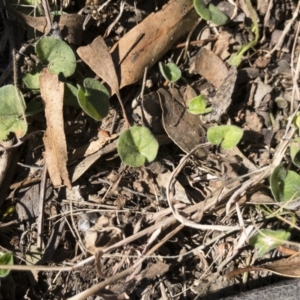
[118,126,159,167]
[159,62,181,82]
[187,95,212,115]
[22,67,42,90]
[0,252,13,278]
[283,171,300,201]
[77,87,109,121]
[207,125,243,149]
[35,36,76,77]
[249,229,290,258]
[0,85,27,141]
[194,0,228,25]
[76,78,110,121]
[270,165,300,203]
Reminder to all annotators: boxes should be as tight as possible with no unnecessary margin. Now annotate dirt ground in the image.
[0,0,300,299]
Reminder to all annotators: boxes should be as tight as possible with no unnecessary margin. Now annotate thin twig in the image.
[37,165,47,250]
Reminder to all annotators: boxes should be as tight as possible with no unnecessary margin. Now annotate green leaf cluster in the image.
[23,37,76,90]
[22,37,110,122]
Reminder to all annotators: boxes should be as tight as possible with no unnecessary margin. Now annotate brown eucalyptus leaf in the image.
[110,0,199,88]
[77,36,119,95]
[158,88,207,158]
[40,68,71,189]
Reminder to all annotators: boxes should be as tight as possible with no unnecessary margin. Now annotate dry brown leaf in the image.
[263,253,300,277]
[158,88,207,159]
[40,68,71,189]
[77,36,120,95]
[110,0,199,88]
[193,48,228,89]
[141,92,165,134]
[226,253,300,279]
[84,216,123,253]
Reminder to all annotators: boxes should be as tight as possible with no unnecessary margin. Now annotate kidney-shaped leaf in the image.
[36,37,76,77]
[22,65,43,90]
[187,95,212,115]
[270,165,300,202]
[159,62,181,82]
[207,125,243,149]
[0,85,27,141]
[118,126,159,167]
[77,78,110,121]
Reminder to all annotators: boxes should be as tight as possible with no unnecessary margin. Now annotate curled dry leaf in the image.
[40,68,71,189]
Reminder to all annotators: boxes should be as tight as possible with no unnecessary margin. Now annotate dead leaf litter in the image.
[0,0,300,299]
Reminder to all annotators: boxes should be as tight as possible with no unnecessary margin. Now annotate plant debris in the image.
[1,0,300,299]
